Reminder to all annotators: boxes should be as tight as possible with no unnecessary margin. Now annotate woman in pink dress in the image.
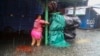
[31,15,49,47]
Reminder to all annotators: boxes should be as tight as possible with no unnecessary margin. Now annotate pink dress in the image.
[31,19,46,40]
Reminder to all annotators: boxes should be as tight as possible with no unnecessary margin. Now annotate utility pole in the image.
[45,0,48,45]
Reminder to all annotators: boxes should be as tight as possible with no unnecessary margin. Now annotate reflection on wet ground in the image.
[0,29,100,56]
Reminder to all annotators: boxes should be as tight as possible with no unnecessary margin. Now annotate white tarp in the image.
[65,7,87,15]
[88,0,100,6]
[93,8,100,15]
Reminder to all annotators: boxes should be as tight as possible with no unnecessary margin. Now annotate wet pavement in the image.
[0,29,100,56]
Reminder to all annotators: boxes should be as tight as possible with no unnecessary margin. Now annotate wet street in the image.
[0,29,100,56]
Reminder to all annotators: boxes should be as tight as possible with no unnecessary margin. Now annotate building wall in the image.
[0,0,43,32]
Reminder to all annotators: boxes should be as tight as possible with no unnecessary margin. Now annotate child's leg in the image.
[31,37,36,46]
[36,39,42,47]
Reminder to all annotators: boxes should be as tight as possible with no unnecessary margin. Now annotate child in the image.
[31,15,49,47]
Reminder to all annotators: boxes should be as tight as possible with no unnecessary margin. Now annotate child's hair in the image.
[34,14,41,19]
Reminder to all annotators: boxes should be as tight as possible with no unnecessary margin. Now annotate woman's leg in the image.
[31,37,36,46]
[36,39,42,47]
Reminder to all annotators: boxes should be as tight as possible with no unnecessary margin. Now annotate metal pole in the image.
[45,0,48,45]
[73,2,77,16]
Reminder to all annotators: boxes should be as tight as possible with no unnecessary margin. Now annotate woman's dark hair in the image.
[48,1,58,12]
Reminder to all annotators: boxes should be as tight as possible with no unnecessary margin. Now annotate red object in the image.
[16,45,32,53]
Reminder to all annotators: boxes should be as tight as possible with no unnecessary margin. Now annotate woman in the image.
[48,1,70,47]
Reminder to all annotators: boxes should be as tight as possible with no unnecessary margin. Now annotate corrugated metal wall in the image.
[0,0,43,32]
[79,7,100,29]
[79,8,90,29]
